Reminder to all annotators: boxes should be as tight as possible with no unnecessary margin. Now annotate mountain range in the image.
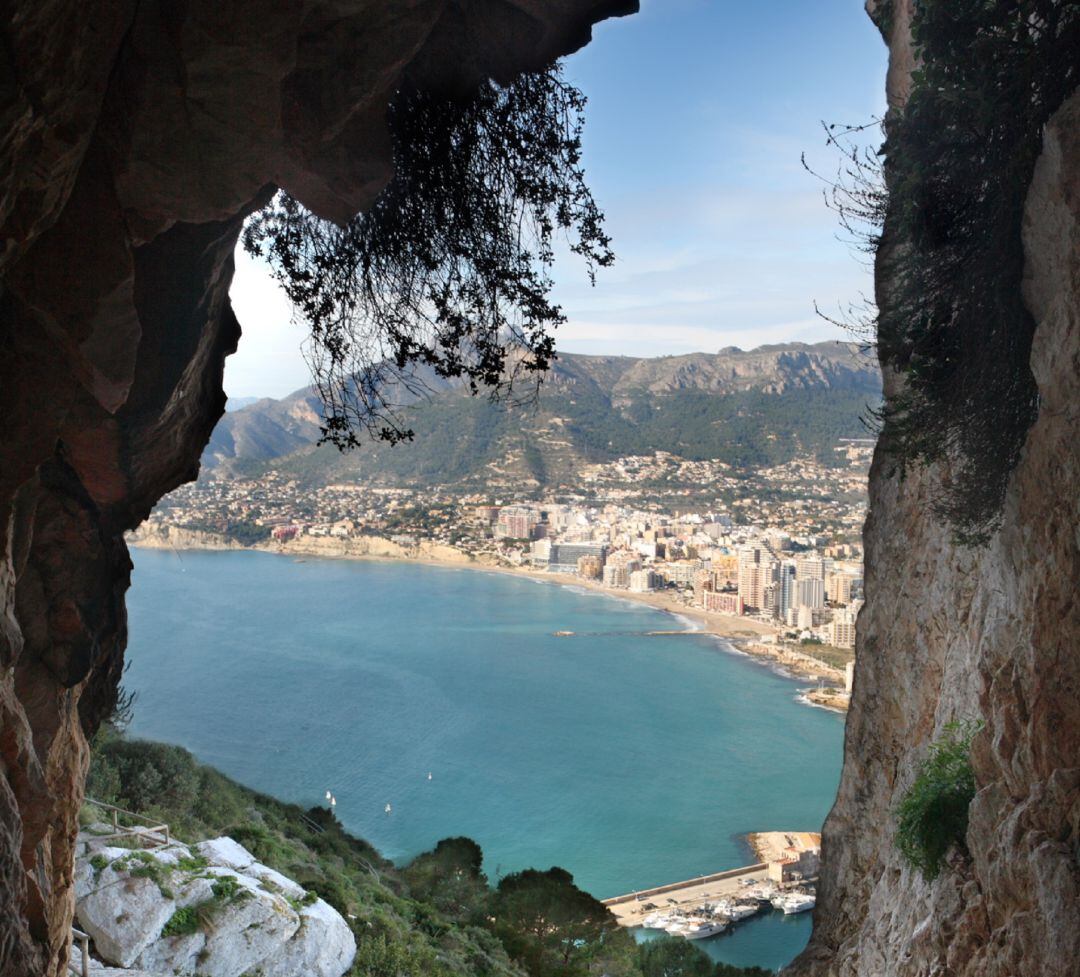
[204,342,881,490]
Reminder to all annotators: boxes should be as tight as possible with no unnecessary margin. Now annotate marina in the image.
[603,832,820,941]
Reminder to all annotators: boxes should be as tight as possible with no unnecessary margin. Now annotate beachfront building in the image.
[628,569,660,593]
[548,542,608,573]
[703,591,743,616]
[737,545,778,612]
[577,554,603,580]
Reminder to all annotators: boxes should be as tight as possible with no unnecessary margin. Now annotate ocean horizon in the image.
[124,548,844,971]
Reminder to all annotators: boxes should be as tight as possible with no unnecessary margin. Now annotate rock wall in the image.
[0,3,635,974]
[790,6,1080,976]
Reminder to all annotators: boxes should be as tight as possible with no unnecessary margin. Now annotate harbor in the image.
[603,832,820,941]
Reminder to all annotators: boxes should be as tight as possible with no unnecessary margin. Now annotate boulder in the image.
[260,897,357,977]
[194,837,256,872]
[74,836,356,977]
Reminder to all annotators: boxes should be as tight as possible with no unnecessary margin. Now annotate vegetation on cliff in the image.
[876,0,1080,543]
[87,732,774,976]
[894,721,980,881]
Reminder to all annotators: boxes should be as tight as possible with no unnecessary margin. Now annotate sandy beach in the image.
[130,526,848,692]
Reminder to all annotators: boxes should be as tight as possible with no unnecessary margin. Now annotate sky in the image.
[227,0,887,399]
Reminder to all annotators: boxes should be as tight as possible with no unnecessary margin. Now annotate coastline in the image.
[129,527,849,695]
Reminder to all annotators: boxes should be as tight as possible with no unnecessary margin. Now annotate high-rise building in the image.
[777,561,797,620]
[603,564,629,588]
[797,577,826,610]
[827,572,862,605]
[738,546,778,612]
[496,507,536,540]
[628,569,659,592]
[796,554,827,582]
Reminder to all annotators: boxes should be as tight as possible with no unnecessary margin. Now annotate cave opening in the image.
[3,2,1078,977]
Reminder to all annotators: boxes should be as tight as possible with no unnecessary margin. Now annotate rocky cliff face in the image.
[790,5,1080,976]
[0,3,634,974]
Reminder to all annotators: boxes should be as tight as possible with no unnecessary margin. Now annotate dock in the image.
[602,831,822,930]
[602,862,769,927]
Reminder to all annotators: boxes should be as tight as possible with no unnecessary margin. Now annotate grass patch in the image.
[287,890,319,912]
[89,854,110,880]
[895,720,981,881]
[161,905,200,938]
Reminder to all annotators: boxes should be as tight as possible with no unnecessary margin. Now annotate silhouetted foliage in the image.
[802,119,886,349]
[244,62,612,448]
[875,0,1080,543]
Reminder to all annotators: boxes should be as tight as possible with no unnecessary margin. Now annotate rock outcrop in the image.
[74,832,354,977]
[0,3,635,975]
[789,5,1080,976]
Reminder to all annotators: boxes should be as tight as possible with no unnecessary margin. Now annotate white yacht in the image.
[775,892,816,914]
[684,919,728,939]
[725,903,759,922]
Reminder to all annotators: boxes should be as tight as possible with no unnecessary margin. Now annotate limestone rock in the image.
[259,897,358,977]
[194,837,256,872]
[73,836,356,977]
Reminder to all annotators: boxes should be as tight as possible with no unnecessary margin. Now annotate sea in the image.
[124,548,844,972]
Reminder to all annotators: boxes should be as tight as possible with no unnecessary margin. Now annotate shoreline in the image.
[129,529,849,697]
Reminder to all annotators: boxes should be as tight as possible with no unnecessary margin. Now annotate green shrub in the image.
[89,854,110,879]
[161,905,200,938]
[895,720,981,880]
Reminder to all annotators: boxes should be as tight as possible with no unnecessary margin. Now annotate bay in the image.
[125,548,843,971]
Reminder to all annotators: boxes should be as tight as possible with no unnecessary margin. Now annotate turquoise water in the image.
[125,549,843,971]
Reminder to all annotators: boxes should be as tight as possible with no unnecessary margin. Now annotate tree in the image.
[492,867,634,977]
[403,836,490,922]
[244,63,612,449]
[637,937,714,977]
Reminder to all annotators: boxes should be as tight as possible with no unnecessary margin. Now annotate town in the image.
[134,439,874,710]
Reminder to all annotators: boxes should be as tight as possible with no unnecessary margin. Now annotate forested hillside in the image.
[205,342,880,489]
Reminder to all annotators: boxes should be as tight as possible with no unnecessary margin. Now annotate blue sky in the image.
[228,0,887,398]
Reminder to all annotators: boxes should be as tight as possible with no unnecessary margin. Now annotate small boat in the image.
[723,902,759,922]
[774,892,815,914]
[553,630,575,637]
[684,919,728,939]
[384,803,392,815]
